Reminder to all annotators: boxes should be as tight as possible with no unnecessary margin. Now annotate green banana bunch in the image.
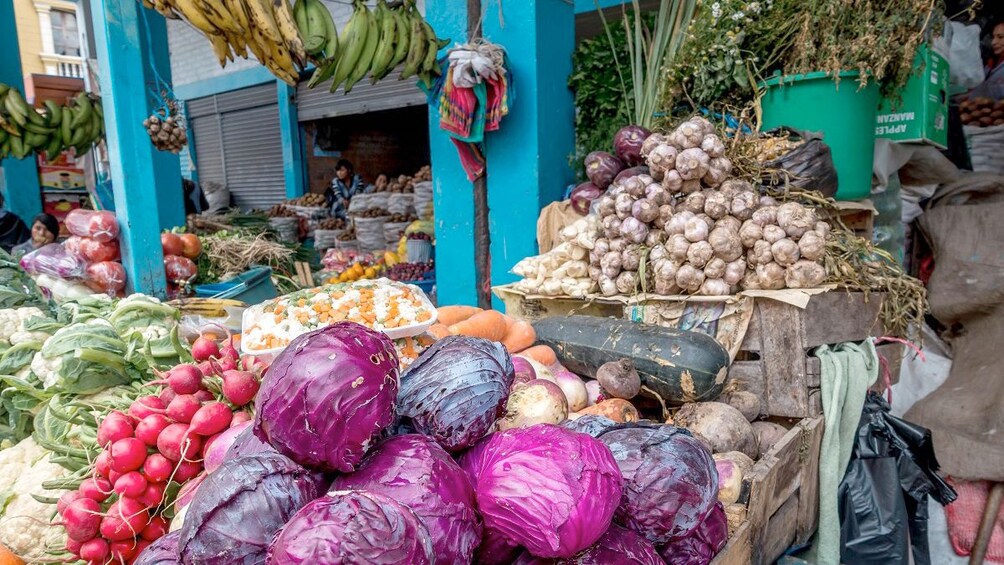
[0,85,105,161]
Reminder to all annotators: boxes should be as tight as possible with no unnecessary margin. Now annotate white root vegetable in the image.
[645,183,669,206]
[797,230,825,261]
[675,402,758,458]
[615,193,635,220]
[684,217,710,242]
[622,244,642,271]
[615,270,640,294]
[720,179,753,197]
[704,191,730,219]
[619,216,649,244]
[739,220,763,248]
[717,215,741,233]
[708,226,743,262]
[667,234,691,261]
[741,271,761,290]
[700,278,731,296]
[776,202,818,238]
[704,157,732,188]
[696,213,715,230]
[719,391,760,421]
[600,251,623,278]
[676,264,705,293]
[654,204,674,229]
[749,240,773,266]
[662,169,684,193]
[686,241,714,268]
[499,379,569,430]
[645,230,663,248]
[770,238,800,267]
[653,259,681,295]
[670,121,705,149]
[596,195,616,217]
[584,380,604,406]
[714,452,755,505]
[704,257,727,279]
[640,133,668,158]
[588,265,602,280]
[676,148,711,180]
[724,258,747,286]
[751,422,788,457]
[649,244,668,263]
[785,260,826,288]
[762,224,786,244]
[730,191,758,221]
[751,205,778,227]
[701,133,725,158]
[553,369,589,412]
[681,191,707,215]
[814,220,831,239]
[664,211,693,235]
[759,195,778,207]
[632,198,659,223]
[598,275,618,296]
[756,262,786,290]
[609,238,627,253]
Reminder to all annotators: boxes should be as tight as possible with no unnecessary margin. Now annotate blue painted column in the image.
[481,0,576,308]
[426,0,477,306]
[90,0,179,295]
[0,1,43,221]
[277,81,305,199]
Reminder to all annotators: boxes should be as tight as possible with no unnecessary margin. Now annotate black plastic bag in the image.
[838,392,957,565]
[761,127,839,197]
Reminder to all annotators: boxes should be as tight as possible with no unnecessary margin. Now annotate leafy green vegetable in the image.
[0,249,51,311]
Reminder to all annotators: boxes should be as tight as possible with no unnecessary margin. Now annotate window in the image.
[50,10,80,57]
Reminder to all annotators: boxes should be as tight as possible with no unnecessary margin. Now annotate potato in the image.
[579,398,639,423]
[674,402,758,458]
[719,391,761,422]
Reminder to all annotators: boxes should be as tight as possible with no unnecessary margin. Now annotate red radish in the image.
[134,413,171,447]
[230,411,251,427]
[94,451,111,478]
[97,412,134,447]
[79,477,112,502]
[133,538,153,560]
[197,360,216,377]
[157,423,201,462]
[108,469,122,486]
[219,337,238,361]
[222,370,259,406]
[62,497,102,541]
[194,389,215,402]
[142,454,174,484]
[109,539,140,562]
[166,364,203,395]
[189,402,232,436]
[166,394,201,423]
[138,482,166,508]
[159,386,177,406]
[65,537,83,556]
[57,490,83,515]
[173,459,202,482]
[114,471,147,498]
[100,498,150,541]
[141,516,169,541]
[109,438,148,473]
[217,355,237,372]
[128,396,165,421]
[191,336,220,362]
[240,355,269,375]
[79,538,109,561]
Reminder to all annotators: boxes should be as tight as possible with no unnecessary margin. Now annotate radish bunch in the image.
[57,334,266,564]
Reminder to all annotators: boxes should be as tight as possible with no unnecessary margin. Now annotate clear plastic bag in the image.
[64,209,120,243]
[20,243,87,279]
[85,261,127,295]
[64,235,121,263]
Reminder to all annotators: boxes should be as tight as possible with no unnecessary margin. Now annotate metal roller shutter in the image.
[296,68,427,122]
[185,84,285,210]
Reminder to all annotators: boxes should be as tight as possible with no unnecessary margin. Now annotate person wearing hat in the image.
[12,213,60,257]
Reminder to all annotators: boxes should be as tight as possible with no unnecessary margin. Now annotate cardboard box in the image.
[875,44,949,149]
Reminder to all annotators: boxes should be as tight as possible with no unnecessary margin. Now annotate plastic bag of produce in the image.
[20,243,86,279]
[355,217,387,252]
[388,193,415,215]
[64,209,120,242]
[84,261,126,295]
[63,235,121,263]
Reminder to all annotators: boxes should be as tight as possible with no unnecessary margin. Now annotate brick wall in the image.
[303,105,431,195]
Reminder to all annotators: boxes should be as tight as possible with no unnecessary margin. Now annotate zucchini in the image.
[531,316,730,404]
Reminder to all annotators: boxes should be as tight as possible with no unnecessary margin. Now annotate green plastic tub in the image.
[194,266,278,305]
[759,71,879,201]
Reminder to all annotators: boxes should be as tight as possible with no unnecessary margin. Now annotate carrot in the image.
[0,543,23,565]
[427,323,453,340]
[448,310,509,341]
[437,305,483,326]
[501,320,536,353]
[519,344,557,367]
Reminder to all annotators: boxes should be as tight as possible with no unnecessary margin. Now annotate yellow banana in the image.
[329,1,369,92]
[244,0,284,44]
[197,0,242,33]
[208,34,232,66]
[166,0,217,33]
[271,0,306,67]
[224,0,250,33]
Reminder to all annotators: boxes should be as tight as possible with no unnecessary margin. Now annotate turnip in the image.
[221,369,259,406]
[584,380,604,406]
[157,423,202,462]
[114,471,148,499]
[135,414,171,447]
[141,516,170,542]
[498,379,569,431]
[553,369,588,412]
[79,538,109,562]
[674,402,758,458]
[62,497,102,542]
[143,454,175,484]
[191,335,219,362]
[751,421,789,457]
[129,396,165,421]
[165,364,203,395]
[714,451,754,505]
[511,356,537,388]
[97,411,134,448]
[174,473,205,509]
[100,497,150,541]
[109,437,148,473]
[166,394,201,424]
[595,358,641,399]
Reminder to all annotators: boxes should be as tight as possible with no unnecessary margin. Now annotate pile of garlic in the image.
[512,215,600,297]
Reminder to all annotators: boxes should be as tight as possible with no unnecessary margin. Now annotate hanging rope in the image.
[137,4,178,119]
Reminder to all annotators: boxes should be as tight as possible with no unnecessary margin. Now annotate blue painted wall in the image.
[574,0,630,13]
[482,0,576,309]
[426,0,478,307]
[0,1,43,222]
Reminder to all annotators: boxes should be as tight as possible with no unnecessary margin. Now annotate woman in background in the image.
[12,213,59,257]
[325,159,367,219]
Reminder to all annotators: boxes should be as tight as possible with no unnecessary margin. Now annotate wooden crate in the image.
[712,415,825,565]
[820,200,875,242]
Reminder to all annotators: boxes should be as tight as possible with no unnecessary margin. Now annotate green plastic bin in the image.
[759,71,879,201]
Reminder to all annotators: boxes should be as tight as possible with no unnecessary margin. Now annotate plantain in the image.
[3,90,30,128]
[70,94,92,129]
[379,7,411,81]
[208,34,232,66]
[196,0,242,34]
[399,12,426,80]
[272,0,307,67]
[244,0,284,44]
[166,0,218,33]
[43,100,62,128]
[329,1,370,92]
[224,0,251,32]
[419,22,439,78]
[343,3,380,93]
[366,1,396,80]
[313,0,338,59]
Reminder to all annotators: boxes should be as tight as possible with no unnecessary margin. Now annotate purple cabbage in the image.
[459,424,623,559]
[570,182,602,215]
[178,454,328,565]
[226,425,279,459]
[614,125,652,166]
[253,321,400,472]
[331,434,482,565]
[584,151,625,189]
[561,414,617,437]
[593,422,718,544]
[397,336,514,452]
[513,524,663,565]
[659,502,729,565]
[134,531,180,565]
[265,490,435,565]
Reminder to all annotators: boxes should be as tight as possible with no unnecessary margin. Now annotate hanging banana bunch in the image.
[299,0,449,93]
[0,85,105,161]
[142,0,307,85]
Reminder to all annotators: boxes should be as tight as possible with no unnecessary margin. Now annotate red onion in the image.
[570,182,603,215]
